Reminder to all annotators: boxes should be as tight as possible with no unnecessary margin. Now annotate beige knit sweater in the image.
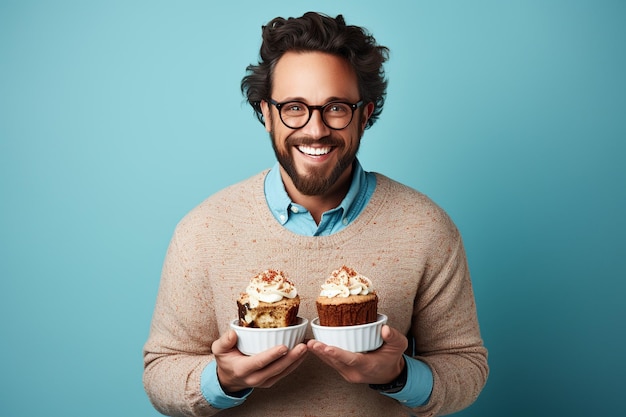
[143,171,488,417]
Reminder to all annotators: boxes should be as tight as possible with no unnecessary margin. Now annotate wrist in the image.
[368,356,407,394]
[216,365,249,394]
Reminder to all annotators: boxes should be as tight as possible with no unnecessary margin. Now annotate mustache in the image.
[285,136,344,147]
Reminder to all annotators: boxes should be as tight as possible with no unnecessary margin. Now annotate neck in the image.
[280,165,353,224]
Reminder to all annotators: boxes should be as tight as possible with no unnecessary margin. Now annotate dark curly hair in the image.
[241,12,389,130]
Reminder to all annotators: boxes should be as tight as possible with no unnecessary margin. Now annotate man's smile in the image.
[296,145,333,156]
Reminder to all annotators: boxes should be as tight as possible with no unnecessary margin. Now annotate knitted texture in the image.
[143,171,488,417]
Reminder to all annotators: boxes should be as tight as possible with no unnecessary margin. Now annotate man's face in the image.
[261,51,372,196]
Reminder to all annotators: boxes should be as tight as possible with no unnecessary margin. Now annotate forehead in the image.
[271,51,359,102]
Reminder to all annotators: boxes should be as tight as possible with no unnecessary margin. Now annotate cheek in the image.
[345,129,362,151]
[270,127,290,153]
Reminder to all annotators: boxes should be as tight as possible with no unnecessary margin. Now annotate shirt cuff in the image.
[379,355,433,407]
[200,361,253,409]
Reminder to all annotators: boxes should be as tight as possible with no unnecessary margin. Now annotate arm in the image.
[143,231,308,417]
[142,232,223,417]
[409,229,489,416]
[307,225,488,416]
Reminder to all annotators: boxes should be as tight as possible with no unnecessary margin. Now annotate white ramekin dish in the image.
[230,317,308,356]
[310,313,388,352]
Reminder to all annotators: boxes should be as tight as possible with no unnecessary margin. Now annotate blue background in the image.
[1,1,624,416]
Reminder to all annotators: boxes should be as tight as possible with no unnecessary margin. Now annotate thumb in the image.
[381,325,408,351]
[212,329,238,354]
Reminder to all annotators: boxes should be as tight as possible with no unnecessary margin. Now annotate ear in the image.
[260,100,272,132]
[360,102,375,130]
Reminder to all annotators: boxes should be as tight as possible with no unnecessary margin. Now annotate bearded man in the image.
[144,12,488,417]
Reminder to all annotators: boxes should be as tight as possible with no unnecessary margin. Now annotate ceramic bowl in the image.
[310,313,388,352]
[230,317,308,356]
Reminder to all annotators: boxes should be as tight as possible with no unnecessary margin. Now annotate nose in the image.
[300,108,330,138]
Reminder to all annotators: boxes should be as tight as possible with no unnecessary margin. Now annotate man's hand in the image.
[306,325,407,384]
[212,329,308,393]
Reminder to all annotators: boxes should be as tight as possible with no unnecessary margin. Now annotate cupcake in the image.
[237,269,300,328]
[315,266,378,326]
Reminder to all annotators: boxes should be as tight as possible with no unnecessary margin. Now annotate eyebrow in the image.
[276,96,355,104]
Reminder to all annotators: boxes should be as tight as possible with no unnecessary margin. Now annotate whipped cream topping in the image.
[320,266,373,298]
[245,269,298,308]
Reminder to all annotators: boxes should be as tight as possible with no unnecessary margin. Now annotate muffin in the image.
[237,269,300,328]
[315,266,378,326]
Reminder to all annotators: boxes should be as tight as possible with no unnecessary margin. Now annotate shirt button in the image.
[290,206,300,213]
[342,218,349,225]
[279,214,286,222]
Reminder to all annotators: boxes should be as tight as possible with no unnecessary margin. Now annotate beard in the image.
[270,131,362,196]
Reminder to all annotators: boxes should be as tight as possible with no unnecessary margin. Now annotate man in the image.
[143,12,488,417]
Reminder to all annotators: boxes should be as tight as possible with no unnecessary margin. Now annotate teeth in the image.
[298,145,331,156]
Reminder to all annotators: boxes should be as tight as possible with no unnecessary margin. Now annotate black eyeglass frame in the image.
[268,98,364,130]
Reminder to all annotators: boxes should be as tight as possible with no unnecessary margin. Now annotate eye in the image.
[326,103,349,116]
[287,103,302,111]
[282,102,307,116]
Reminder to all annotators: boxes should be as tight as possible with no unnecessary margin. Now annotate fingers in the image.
[306,340,367,384]
[307,339,355,365]
[306,326,409,385]
[306,339,361,370]
[222,342,308,387]
[239,343,308,389]
[246,345,290,372]
[256,343,308,388]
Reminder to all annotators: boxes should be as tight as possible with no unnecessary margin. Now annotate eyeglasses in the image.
[268,99,364,130]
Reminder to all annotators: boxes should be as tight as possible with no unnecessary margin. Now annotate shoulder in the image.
[371,173,460,238]
[373,173,449,217]
[175,170,268,232]
[203,170,267,205]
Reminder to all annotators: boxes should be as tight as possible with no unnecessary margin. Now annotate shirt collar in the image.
[264,159,368,227]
